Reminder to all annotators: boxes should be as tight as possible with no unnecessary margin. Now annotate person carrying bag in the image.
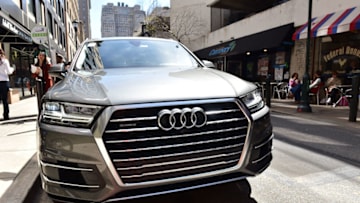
[0,48,15,120]
[31,51,53,109]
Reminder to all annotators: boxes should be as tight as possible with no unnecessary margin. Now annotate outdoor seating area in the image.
[260,82,358,108]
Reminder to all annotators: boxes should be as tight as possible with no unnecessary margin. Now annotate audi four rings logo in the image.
[157,107,207,131]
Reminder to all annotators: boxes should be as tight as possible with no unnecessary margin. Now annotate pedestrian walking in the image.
[0,47,15,120]
[31,50,53,109]
[32,50,53,92]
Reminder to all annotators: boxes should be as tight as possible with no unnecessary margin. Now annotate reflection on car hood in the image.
[47,67,256,105]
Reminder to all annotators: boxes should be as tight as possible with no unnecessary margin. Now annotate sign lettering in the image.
[324,46,360,62]
[0,17,32,42]
[209,41,237,57]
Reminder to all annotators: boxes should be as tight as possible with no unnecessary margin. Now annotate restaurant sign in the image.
[323,46,360,62]
[209,41,237,57]
[0,16,32,43]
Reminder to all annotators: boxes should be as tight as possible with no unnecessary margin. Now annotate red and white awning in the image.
[293,6,360,40]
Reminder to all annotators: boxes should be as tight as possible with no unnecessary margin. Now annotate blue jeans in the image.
[290,84,302,101]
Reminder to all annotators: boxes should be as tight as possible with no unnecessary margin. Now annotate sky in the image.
[90,0,170,38]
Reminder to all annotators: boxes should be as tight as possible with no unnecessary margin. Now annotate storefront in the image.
[0,11,36,99]
[194,23,294,83]
[292,5,360,84]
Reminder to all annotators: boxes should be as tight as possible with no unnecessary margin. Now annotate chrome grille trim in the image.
[251,151,272,164]
[106,127,247,143]
[206,109,240,115]
[116,151,240,171]
[121,159,239,179]
[42,175,100,188]
[254,134,274,149]
[113,143,243,162]
[104,176,247,202]
[105,118,246,134]
[110,116,157,122]
[40,161,93,172]
[106,127,159,133]
[43,115,90,124]
[206,117,246,125]
[109,135,245,153]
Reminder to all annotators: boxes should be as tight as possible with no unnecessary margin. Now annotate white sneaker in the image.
[326,98,331,104]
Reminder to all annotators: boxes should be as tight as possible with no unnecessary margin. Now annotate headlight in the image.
[241,89,265,113]
[41,101,103,128]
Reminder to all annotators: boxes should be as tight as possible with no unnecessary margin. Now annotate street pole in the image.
[297,0,312,112]
[75,30,77,49]
[44,1,53,63]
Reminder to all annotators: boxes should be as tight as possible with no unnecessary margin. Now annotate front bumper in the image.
[37,98,273,202]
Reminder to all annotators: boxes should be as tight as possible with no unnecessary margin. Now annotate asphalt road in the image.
[27,112,360,202]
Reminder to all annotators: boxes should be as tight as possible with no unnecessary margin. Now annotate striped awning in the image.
[292,6,360,40]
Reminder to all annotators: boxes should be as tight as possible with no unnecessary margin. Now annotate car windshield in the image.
[74,38,200,72]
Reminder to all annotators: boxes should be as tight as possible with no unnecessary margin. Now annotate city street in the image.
[1,0,360,202]
[25,111,360,203]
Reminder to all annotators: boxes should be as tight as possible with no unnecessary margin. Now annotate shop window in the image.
[320,32,360,85]
[227,61,242,77]
[257,57,269,80]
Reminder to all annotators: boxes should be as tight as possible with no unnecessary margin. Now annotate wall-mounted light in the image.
[246,52,251,55]
[321,36,332,42]
[263,48,268,52]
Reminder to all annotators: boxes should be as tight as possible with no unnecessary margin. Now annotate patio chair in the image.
[332,88,352,107]
[272,82,289,99]
[309,83,324,105]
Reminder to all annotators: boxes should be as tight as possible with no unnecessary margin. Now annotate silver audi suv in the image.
[37,37,273,202]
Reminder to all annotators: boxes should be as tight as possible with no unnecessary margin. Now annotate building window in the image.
[57,0,61,16]
[62,32,66,48]
[47,11,53,35]
[28,0,36,16]
[61,8,65,24]
[54,21,58,42]
[14,0,22,9]
[41,2,45,24]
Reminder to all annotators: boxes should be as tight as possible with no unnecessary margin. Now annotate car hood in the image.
[47,67,256,105]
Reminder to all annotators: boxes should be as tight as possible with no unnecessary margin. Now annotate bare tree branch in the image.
[170,9,206,43]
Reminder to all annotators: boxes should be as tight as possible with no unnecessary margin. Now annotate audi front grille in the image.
[102,99,250,184]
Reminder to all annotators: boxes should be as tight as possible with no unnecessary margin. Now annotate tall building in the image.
[101,2,145,37]
[65,0,83,60]
[78,0,91,39]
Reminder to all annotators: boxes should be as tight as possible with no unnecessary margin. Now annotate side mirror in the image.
[49,63,67,80]
[202,60,215,68]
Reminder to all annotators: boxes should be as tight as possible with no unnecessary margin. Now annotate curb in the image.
[0,153,39,203]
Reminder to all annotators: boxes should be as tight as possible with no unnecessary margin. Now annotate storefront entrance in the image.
[9,46,36,98]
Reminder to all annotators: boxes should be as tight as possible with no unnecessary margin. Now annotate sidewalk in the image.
[0,96,38,200]
[270,98,360,129]
[0,96,359,201]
